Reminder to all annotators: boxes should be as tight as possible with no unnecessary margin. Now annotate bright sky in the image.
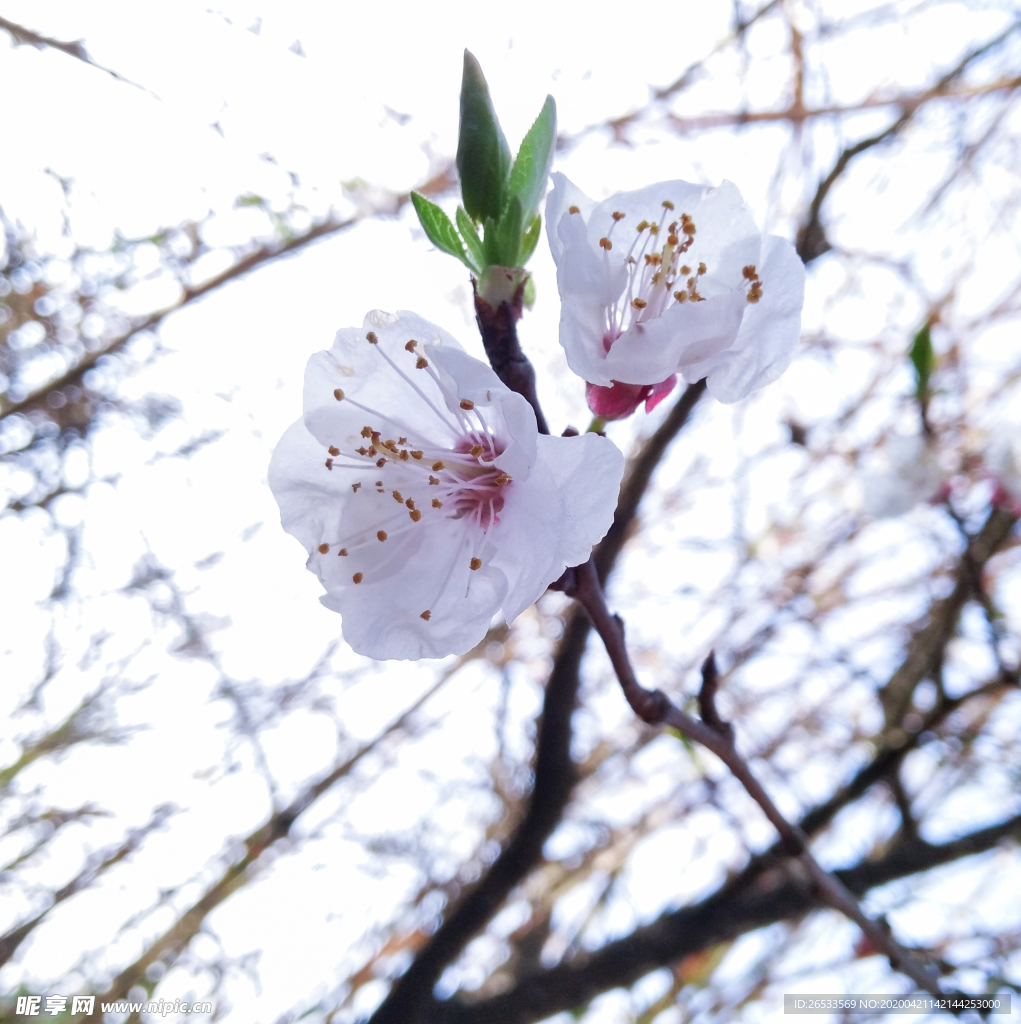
[2,2,1021,1022]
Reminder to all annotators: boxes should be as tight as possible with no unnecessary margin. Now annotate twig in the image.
[568,557,949,1001]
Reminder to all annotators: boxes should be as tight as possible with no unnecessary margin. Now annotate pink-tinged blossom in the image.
[269,310,624,661]
[546,173,805,412]
[988,431,1021,512]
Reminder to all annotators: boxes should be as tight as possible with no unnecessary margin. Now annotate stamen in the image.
[376,458,386,468]
[662,199,675,210]
[470,557,482,571]
[569,205,580,214]
[325,459,333,470]
[318,543,329,554]
[353,573,363,583]
[352,482,361,492]
[612,211,625,221]
[329,446,340,456]
[429,475,440,485]
[406,498,416,509]
[392,490,404,502]
[432,499,443,508]
[334,389,345,401]
[377,530,388,542]
[410,509,422,522]
[411,450,423,459]
[599,237,612,250]
[470,444,485,457]
[420,610,431,620]
[433,461,444,471]
[416,356,429,369]
[405,339,417,352]
[338,548,348,556]
[366,332,378,344]
[361,426,373,438]
[459,399,475,410]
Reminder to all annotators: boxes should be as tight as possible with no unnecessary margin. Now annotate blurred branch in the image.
[368,382,708,1024]
[0,166,455,426]
[0,15,146,89]
[430,810,1021,1024]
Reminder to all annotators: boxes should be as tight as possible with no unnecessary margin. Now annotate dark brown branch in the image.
[367,383,707,1024]
[0,168,455,426]
[569,559,946,999]
[473,278,549,435]
[431,812,1021,1024]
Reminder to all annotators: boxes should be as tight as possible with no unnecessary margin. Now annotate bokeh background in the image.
[2,1,1021,1022]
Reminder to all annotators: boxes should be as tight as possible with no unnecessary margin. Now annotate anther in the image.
[409,509,422,522]
[334,389,345,401]
[376,458,386,468]
[420,609,431,620]
[377,530,388,542]
[631,298,648,309]
[697,262,706,275]
[680,265,690,275]
[637,220,649,232]
[649,223,659,235]
[352,482,361,492]
[406,498,416,509]
[366,331,378,344]
[399,450,409,461]
[398,436,407,445]
[460,399,475,410]
[361,426,373,438]
[411,450,423,459]
[318,543,329,554]
[568,205,580,214]
[432,461,444,471]
[325,459,333,470]
[356,447,369,456]
[353,572,363,583]
[470,557,482,571]
[612,211,625,221]
[495,473,512,485]
[599,237,612,250]
[674,291,688,303]
[429,475,440,485]
[667,234,679,245]
[416,357,429,369]
[470,444,485,457]
[662,199,675,210]
[405,339,417,351]
[338,548,348,556]
[742,265,757,280]
[432,498,442,508]
[329,446,340,456]
[393,490,404,502]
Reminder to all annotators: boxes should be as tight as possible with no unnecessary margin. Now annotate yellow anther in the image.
[406,498,416,510]
[662,199,675,210]
[631,298,648,309]
[649,223,659,235]
[432,498,442,508]
[399,450,409,461]
[495,473,512,485]
[360,426,373,438]
[411,450,423,459]
[599,237,612,250]
[416,356,429,369]
[697,262,706,275]
[334,388,345,400]
[432,461,444,471]
[612,211,626,221]
[636,220,649,232]
[377,530,388,542]
[568,205,581,214]
[353,572,363,583]
[470,557,482,571]
[328,446,340,456]
[674,291,688,303]
[420,609,431,620]
[366,332,378,344]
[667,234,679,246]
[392,490,404,502]
[318,543,329,554]
[460,399,475,410]
[429,475,440,485]
[680,265,690,275]
[470,444,485,457]
[409,509,422,522]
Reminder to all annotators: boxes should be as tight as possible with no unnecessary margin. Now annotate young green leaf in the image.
[910,321,934,397]
[494,195,523,268]
[519,213,542,265]
[457,51,511,223]
[506,95,557,223]
[456,205,486,273]
[410,192,477,272]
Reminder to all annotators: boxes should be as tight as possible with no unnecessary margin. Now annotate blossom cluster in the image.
[271,168,806,660]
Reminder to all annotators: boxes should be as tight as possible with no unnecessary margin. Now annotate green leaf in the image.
[506,95,557,223]
[456,205,486,273]
[410,192,477,272]
[457,51,511,223]
[494,195,523,267]
[910,321,934,397]
[519,213,542,265]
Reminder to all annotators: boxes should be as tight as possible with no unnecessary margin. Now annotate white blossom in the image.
[546,173,805,409]
[269,310,624,660]
[861,433,946,518]
[987,428,1021,511]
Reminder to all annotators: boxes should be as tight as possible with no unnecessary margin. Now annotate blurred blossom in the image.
[988,427,1021,510]
[269,310,623,660]
[861,433,946,518]
[545,173,805,417]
